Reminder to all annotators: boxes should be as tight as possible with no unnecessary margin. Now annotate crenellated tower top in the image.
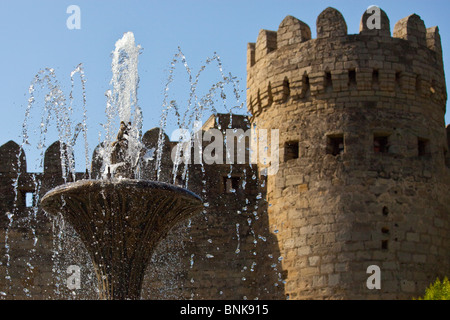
[247,7,446,119]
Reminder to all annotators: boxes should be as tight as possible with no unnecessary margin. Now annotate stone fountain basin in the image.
[40,178,203,299]
[40,179,203,237]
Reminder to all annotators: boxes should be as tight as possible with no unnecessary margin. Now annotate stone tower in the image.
[247,7,450,299]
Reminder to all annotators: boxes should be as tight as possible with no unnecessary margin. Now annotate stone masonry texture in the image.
[247,7,450,299]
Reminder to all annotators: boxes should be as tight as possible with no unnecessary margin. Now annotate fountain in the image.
[40,131,202,300]
[39,32,203,300]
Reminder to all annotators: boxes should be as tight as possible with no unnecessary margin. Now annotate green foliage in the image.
[416,277,450,300]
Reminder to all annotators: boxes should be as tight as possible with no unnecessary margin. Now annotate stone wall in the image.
[0,114,284,300]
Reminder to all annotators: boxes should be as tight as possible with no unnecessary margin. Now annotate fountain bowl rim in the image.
[40,178,203,212]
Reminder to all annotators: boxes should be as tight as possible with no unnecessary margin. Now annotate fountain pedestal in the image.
[41,179,202,300]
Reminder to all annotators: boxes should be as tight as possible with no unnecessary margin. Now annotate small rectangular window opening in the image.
[418,138,430,157]
[301,74,310,98]
[372,69,379,88]
[224,176,241,194]
[374,134,390,153]
[395,72,402,91]
[327,135,344,156]
[284,141,299,162]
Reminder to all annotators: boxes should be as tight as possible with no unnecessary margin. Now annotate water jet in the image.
[39,32,204,300]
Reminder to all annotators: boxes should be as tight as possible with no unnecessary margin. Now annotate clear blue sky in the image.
[0,0,449,170]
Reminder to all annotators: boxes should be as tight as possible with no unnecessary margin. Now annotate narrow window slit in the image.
[301,74,310,98]
[416,75,422,93]
[395,71,402,91]
[325,71,333,92]
[348,69,357,89]
[283,77,290,101]
[418,138,430,157]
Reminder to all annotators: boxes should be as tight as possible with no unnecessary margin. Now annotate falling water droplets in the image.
[235,223,241,254]
[0,28,282,300]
